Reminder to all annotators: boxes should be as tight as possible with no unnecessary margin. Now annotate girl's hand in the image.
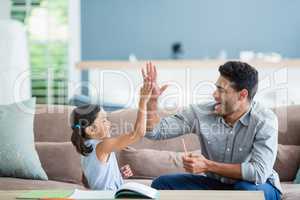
[120,164,133,179]
[140,78,153,102]
[141,62,168,99]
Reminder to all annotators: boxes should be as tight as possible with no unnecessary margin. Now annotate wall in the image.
[80,0,300,108]
[0,0,10,19]
[81,0,300,60]
[87,63,300,109]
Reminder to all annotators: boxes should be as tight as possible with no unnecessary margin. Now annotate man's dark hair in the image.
[219,61,258,101]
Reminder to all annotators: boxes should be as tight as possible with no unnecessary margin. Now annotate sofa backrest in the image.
[34,104,74,142]
[107,108,201,152]
[33,104,300,147]
[107,105,300,150]
[33,104,82,184]
[272,105,300,145]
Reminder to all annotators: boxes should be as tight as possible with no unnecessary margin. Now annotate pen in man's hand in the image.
[181,138,188,157]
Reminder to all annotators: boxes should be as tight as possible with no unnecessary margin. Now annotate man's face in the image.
[213,76,241,116]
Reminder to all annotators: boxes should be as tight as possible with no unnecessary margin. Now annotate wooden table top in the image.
[0,190,264,200]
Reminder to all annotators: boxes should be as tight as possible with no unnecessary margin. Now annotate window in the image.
[11,0,69,104]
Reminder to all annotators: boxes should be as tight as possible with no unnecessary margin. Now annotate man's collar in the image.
[217,102,253,127]
[239,102,254,126]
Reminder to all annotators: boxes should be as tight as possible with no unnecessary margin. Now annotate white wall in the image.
[88,65,300,109]
[0,0,10,19]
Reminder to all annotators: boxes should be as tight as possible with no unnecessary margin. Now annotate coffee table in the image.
[0,190,264,200]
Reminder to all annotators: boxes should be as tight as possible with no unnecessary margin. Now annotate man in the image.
[142,61,281,200]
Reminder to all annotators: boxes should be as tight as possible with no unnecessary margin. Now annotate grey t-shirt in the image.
[146,101,282,193]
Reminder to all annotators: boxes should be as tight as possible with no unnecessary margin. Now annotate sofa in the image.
[0,104,299,200]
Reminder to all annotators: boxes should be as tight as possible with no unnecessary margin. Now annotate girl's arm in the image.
[96,81,152,162]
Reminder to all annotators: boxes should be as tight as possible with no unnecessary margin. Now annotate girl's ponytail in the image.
[70,104,100,156]
[71,125,92,156]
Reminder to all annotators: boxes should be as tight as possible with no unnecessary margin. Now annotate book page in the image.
[69,189,115,199]
[118,182,158,199]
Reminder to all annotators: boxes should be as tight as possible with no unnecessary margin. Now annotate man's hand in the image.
[142,62,168,99]
[141,62,168,132]
[140,77,153,103]
[182,153,209,174]
[120,164,133,179]
[183,153,243,179]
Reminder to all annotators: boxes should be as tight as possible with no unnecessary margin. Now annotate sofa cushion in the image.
[274,144,300,181]
[272,105,300,145]
[35,142,82,184]
[34,104,74,142]
[117,146,201,179]
[0,98,48,180]
[281,182,300,200]
[0,177,85,190]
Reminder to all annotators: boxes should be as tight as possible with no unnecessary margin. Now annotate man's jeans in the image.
[151,174,281,200]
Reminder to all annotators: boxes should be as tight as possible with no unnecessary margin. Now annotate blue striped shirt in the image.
[146,101,282,193]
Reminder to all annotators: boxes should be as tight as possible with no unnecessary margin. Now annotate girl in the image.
[70,81,153,190]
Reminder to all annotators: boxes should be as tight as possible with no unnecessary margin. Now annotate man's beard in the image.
[215,101,236,116]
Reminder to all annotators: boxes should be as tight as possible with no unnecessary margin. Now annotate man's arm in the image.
[183,111,278,183]
[240,114,278,184]
[146,102,197,140]
[146,98,160,132]
[207,161,242,179]
[183,154,242,180]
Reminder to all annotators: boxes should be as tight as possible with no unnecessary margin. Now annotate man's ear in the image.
[239,89,248,100]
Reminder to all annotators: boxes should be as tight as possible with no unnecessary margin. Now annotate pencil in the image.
[181,138,188,156]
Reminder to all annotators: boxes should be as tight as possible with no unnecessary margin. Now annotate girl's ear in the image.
[85,125,97,138]
[84,126,92,137]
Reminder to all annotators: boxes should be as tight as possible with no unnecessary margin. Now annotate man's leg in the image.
[151,173,232,190]
[233,181,281,200]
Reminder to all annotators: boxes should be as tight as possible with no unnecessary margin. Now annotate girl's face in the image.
[86,111,111,140]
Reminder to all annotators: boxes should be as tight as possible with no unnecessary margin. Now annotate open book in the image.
[115,182,158,199]
[70,182,159,199]
[17,182,159,199]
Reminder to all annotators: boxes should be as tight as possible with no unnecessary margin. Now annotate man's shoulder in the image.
[251,101,277,121]
[250,101,278,130]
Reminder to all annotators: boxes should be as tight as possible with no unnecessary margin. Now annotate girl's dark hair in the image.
[70,104,101,156]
